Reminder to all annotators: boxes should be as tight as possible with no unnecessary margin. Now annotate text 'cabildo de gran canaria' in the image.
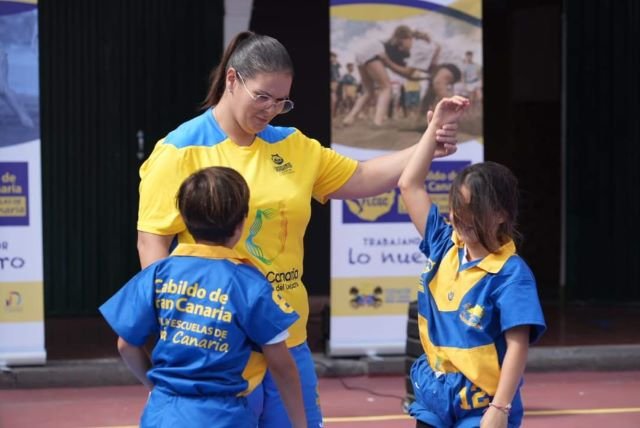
[154,278,233,323]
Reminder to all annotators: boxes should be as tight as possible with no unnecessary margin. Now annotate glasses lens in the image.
[279,100,294,114]
[254,94,272,108]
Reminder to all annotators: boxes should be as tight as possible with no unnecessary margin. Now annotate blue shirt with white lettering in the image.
[99,243,298,397]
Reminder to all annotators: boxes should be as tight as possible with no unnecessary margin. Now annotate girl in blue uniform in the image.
[398,97,546,428]
[100,166,306,428]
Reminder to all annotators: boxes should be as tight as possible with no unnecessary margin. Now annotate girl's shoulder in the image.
[493,253,536,284]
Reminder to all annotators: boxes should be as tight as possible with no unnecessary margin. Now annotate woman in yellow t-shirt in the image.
[137,31,459,428]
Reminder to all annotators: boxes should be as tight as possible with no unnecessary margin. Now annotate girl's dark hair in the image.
[389,25,414,44]
[383,26,414,66]
[176,166,250,244]
[203,31,294,108]
[449,162,520,252]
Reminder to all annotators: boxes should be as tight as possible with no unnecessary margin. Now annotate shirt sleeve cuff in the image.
[265,329,290,345]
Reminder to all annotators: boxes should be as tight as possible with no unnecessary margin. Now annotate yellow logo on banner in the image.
[0,196,27,217]
[345,190,396,221]
[331,277,418,316]
[4,290,22,311]
[0,282,44,322]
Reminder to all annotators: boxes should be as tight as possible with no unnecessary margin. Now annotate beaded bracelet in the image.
[488,402,512,415]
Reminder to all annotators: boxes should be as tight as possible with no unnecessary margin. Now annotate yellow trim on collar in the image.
[452,230,464,248]
[171,243,253,266]
[451,232,516,274]
[477,240,516,273]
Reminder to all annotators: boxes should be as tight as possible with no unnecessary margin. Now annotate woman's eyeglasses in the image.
[236,72,294,115]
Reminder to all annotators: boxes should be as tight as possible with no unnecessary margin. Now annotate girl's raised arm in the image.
[398,96,469,237]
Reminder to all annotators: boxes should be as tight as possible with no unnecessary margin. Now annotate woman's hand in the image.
[427,110,460,158]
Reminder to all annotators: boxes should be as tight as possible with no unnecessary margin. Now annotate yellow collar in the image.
[171,243,254,266]
[452,231,516,274]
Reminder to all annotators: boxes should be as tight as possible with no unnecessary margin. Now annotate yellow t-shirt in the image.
[404,79,421,92]
[138,109,358,346]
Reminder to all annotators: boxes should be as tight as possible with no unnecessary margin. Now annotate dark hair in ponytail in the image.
[203,32,294,108]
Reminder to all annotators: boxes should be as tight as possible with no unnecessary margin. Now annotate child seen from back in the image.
[99,166,306,428]
[398,97,546,428]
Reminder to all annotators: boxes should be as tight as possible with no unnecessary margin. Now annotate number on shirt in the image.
[459,385,490,410]
[272,290,295,314]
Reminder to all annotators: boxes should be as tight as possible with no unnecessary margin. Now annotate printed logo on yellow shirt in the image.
[245,202,288,266]
[271,153,293,174]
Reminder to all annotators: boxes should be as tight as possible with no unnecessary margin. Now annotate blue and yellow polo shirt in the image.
[138,109,358,347]
[100,244,299,396]
[417,204,546,396]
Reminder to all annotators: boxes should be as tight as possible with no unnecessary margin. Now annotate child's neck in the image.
[464,242,490,261]
[195,239,234,249]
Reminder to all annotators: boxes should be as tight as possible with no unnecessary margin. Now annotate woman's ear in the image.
[226,67,237,93]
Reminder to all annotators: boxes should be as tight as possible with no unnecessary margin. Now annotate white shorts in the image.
[354,40,385,66]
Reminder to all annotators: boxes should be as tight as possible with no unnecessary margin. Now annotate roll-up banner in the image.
[329,0,483,356]
[0,0,46,366]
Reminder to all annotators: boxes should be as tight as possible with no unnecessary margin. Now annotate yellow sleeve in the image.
[306,136,358,203]
[137,140,189,235]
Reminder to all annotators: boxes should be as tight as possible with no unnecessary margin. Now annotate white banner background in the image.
[0,0,46,366]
